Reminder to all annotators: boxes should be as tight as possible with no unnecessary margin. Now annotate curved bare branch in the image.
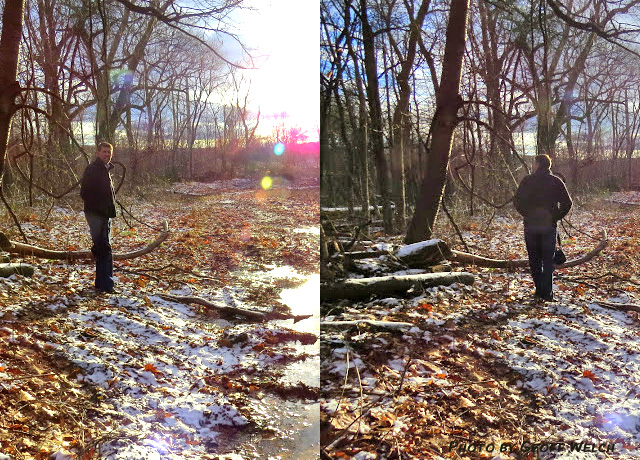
[448,230,607,269]
[2,221,169,262]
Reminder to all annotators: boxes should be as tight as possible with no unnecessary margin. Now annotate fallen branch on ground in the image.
[0,221,169,262]
[448,229,608,269]
[158,293,313,323]
[0,263,34,277]
[320,320,415,330]
[594,301,640,314]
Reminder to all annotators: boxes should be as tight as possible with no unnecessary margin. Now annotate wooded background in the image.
[320,0,640,242]
[0,0,318,211]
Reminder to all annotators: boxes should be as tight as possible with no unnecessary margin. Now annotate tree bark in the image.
[405,0,470,243]
[321,272,475,301]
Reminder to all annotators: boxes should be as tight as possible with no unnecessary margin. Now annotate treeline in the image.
[321,0,640,239]
[0,0,294,202]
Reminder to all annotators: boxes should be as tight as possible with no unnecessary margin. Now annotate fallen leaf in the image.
[582,370,598,382]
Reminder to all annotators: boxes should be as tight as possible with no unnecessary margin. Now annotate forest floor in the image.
[321,191,640,460]
[0,176,319,460]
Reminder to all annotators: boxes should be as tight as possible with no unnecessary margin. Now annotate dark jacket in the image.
[80,158,116,218]
[513,168,572,227]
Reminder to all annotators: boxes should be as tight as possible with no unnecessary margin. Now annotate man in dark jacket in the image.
[80,142,117,293]
[513,154,572,301]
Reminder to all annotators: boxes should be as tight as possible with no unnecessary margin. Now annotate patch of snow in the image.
[41,290,309,458]
[395,239,442,258]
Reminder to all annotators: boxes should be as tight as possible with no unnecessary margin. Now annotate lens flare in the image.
[274,142,285,156]
[109,68,134,90]
[261,176,273,190]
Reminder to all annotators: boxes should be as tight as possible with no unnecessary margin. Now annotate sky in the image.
[223,0,319,142]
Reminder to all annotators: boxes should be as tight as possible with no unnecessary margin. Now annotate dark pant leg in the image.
[539,227,557,298]
[85,213,114,291]
[524,228,543,294]
[525,226,556,298]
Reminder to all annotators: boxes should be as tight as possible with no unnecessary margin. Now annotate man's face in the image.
[97,146,112,164]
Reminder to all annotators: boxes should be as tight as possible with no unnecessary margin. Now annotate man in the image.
[513,154,572,301]
[80,142,117,293]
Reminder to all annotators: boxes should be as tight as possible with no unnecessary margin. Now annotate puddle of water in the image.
[248,274,320,460]
[293,227,320,235]
[279,275,320,387]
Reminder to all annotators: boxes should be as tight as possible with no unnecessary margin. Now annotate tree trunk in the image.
[0,0,25,186]
[346,28,370,223]
[361,0,393,234]
[405,0,470,243]
[388,0,430,233]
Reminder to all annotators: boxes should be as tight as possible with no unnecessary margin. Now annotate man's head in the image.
[96,142,113,164]
[535,154,552,171]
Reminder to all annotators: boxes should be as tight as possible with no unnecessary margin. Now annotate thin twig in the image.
[0,183,28,243]
[441,200,471,253]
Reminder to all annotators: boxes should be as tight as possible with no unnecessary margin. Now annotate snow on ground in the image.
[321,198,640,459]
[31,287,313,458]
[472,298,640,458]
[323,283,640,458]
[609,191,640,205]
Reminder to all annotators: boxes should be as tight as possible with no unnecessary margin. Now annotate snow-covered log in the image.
[321,272,474,301]
[394,239,452,268]
[0,221,169,262]
[344,250,392,260]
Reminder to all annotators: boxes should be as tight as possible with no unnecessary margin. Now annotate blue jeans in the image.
[524,226,556,299]
[85,213,114,291]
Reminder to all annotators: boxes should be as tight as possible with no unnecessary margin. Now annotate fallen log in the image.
[158,293,313,323]
[0,263,34,277]
[1,221,169,262]
[344,250,392,260]
[321,272,475,301]
[395,239,452,268]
